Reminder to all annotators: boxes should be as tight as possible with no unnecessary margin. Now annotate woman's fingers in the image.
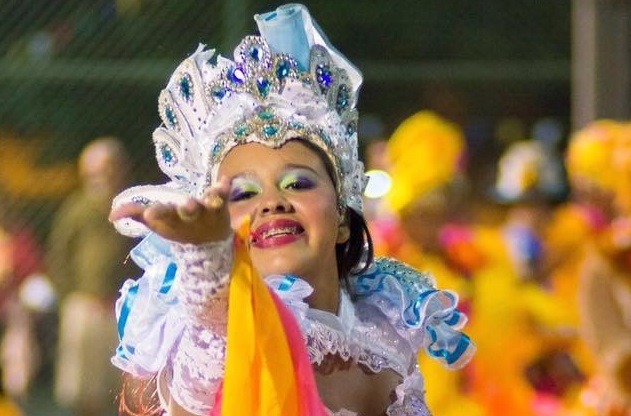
[175,198,203,223]
[109,178,234,244]
[109,202,147,223]
[202,176,231,210]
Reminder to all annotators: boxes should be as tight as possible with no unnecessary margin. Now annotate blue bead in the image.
[275,60,290,79]
[211,86,227,102]
[263,125,278,136]
[131,196,151,206]
[179,74,193,102]
[256,77,271,97]
[336,84,350,113]
[160,144,176,165]
[212,142,223,157]
[258,108,274,121]
[316,64,333,91]
[228,66,245,84]
[249,45,262,61]
[165,106,177,127]
[289,121,303,130]
[235,124,248,136]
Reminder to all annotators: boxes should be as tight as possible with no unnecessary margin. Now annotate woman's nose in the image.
[260,192,293,215]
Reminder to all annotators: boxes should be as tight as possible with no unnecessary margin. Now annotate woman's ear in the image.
[336,224,350,244]
[336,214,351,243]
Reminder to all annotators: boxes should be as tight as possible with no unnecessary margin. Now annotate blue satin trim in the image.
[115,259,177,364]
[277,274,298,292]
[116,282,140,361]
[426,325,474,366]
[160,262,177,294]
[353,257,475,369]
[118,283,139,340]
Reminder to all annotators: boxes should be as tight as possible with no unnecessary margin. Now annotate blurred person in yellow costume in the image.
[576,121,631,415]
[548,120,620,314]
[482,135,597,416]
[369,110,486,416]
[543,120,624,416]
[379,109,584,415]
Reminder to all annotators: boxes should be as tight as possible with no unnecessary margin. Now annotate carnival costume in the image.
[109,4,474,415]
[574,120,631,415]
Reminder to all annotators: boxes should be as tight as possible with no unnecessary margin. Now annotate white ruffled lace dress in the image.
[112,233,475,415]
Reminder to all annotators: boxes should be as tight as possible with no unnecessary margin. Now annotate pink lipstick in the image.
[250,219,305,248]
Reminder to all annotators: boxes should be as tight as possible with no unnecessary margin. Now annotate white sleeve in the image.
[162,237,233,415]
[112,233,233,416]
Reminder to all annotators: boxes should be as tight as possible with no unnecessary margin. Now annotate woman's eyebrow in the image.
[282,164,321,176]
[230,171,258,180]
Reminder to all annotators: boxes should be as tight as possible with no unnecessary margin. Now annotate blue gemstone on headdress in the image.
[210,86,227,102]
[249,45,262,61]
[258,108,274,121]
[316,64,333,91]
[336,85,350,113]
[228,66,246,84]
[289,121,304,130]
[212,142,223,157]
[347,122,357,135]
[165,106,177,128]
[235,124,248,136]
[263,125,278,136]
[160,144,177,166]
[320,131,332,145]
[179,74,193,102]
[256,77,271,97]
[275,60,290,79]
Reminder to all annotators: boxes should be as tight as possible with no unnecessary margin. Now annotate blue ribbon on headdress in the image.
[255,4,311,71]
[255,3,362,93]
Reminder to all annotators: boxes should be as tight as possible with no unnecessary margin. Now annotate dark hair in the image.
[336,207,374,290]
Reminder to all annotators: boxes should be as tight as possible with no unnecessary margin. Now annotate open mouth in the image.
[250,219,305,248]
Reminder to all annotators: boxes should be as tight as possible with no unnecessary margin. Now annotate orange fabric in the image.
[220,220,326,415]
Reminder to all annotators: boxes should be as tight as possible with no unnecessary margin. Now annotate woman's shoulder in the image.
[351,256,476,370]
[351,256,437,315]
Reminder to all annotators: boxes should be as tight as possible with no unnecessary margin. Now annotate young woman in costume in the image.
[109,5,474,415]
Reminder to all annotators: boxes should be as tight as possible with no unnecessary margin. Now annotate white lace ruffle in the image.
[111,233,184,377]
[354,257,476,370]
[111,234,233,380]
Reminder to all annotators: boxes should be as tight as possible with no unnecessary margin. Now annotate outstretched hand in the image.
[109,178,232,244]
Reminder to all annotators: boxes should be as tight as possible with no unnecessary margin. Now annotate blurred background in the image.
[0,0,629,415]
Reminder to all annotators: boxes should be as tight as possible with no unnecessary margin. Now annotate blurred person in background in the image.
[46,137,135,416]
[575,120,631,416]
[371,110,486,416]
[376,110,582,415]
[0,193,47,415]
[543,120,623,415]
[485,138,588,416]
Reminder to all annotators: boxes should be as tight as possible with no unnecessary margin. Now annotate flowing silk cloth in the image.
[214,222,327,415]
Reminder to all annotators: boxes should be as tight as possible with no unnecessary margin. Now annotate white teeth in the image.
[262,226,300,239]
